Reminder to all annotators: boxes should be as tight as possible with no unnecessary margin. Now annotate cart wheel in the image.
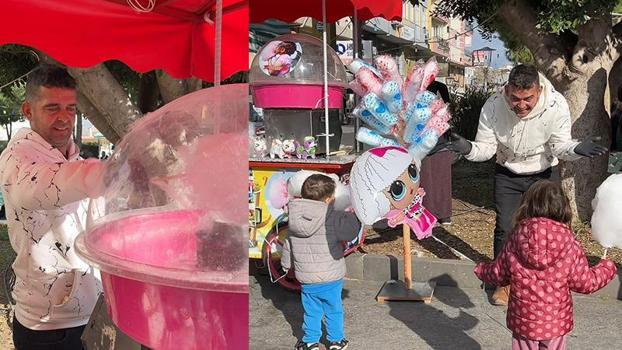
[262,223,301,292]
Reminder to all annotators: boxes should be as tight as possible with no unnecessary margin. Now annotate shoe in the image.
[329,339,349,350]
[491,285,510,306]
[438,218,452,226]
[294,340,320,350]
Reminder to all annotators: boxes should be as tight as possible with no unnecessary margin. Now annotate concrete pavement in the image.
[250,273,622,349]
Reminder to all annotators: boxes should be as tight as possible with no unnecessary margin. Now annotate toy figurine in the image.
[252,135,268,158]
[295,136,317,159]
[269,139,285,159]
[282,139,296,159]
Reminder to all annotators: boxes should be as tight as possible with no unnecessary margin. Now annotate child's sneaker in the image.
[294,340,320,350]
[328,339,349,350]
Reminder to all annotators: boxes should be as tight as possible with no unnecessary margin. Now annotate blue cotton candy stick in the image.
[381,81,403,113]
[356,127,400,147]
[363,93,398,127]
[403,107,431,143]
[352,106,393,135]
[408,129,440,160]
[414,91,437,108]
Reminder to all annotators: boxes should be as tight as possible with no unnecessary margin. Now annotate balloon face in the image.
[384,163,420,210]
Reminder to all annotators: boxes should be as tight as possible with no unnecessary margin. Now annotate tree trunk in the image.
[76,92,121,144]
[155,71,203,104]
[75,113,83,147]
[555,67,611,221]
[68,65,142,137]
[137,72,161,113]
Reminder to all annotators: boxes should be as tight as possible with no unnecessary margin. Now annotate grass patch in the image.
[0,225,7,241]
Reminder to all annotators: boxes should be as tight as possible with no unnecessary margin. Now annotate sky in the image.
[470,27,512,69]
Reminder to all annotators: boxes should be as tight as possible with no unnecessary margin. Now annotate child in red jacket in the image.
[474,180,617,350]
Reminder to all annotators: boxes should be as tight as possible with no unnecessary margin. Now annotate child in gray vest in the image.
[282,174,362,350]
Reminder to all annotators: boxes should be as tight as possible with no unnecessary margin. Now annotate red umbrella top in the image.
[249,0,402,23]
[0,0,248,82]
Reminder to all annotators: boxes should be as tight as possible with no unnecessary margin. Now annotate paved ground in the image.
[250,273,622,350]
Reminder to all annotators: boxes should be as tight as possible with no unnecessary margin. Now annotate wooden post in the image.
[402,223,412,289]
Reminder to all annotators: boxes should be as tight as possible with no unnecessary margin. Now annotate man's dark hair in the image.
[301,174,336,202]
[508,64,540,90]
[25,64,76,101]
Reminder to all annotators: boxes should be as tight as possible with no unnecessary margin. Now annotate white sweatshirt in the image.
[466,75,582,174]
[0,128,105,330]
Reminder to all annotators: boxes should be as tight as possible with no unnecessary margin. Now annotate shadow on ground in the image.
[386,274,481,350]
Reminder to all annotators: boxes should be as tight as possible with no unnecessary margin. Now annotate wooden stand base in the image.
[375,279,436,304]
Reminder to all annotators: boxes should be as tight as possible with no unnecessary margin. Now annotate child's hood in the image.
[287,199,328,238]
[513,217,573,270]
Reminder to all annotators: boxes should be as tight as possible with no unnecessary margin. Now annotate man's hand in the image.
[574,138,608,158]
[446,132,473,155]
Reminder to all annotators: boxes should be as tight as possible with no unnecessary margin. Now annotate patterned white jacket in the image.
[0,128,105,330]
[466,74,582,174]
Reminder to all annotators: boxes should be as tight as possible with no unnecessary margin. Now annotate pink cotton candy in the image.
[356,67,384,96]
[404,65,424,103]
[349,80,368,97]
[419,58,439,92]
[374,55,403,87]
[429,98,445,114]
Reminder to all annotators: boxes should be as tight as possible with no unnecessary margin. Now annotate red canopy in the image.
[0,0,248,82]
[249,0,402,23]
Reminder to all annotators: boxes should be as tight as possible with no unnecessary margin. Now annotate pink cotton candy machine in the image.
[249,33,348,109]
[75,85,249,350]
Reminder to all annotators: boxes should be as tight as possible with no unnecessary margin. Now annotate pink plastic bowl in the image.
[251,84,344,108]
[75,209,248,350]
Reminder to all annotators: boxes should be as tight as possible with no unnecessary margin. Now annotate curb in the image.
[344,253,622,301]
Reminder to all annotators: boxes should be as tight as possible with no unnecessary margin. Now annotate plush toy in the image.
[349,146,435,240]
[295,136,317,159]
[269,139,285,159]
[252,135,268,158]
[282,139,296,159]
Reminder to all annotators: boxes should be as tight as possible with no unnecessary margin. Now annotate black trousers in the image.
[13,316,85,350]
[493,165,559,258]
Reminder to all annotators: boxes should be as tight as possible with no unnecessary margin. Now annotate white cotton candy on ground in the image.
[591,174,622,249]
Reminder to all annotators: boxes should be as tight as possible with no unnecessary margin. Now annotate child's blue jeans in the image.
[301,279,344,344]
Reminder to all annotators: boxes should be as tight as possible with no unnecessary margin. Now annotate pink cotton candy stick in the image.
[429,99,445,114]
[374,55,403,87]
[349,80,368,97]
[419,57,440,92]
[404,65,424,103]
[356,67,383,96]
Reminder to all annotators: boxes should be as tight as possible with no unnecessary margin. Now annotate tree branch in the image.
[496,0,569,83]
[573,14,618,71]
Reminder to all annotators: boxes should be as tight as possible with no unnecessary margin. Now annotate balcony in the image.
[430,36,450,55]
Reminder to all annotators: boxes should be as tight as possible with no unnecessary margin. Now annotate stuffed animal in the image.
[269,139,285,159]
[252,135,268,158]
[296,136,317,159]
[282,139,296,159]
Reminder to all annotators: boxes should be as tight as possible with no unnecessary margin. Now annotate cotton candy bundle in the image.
[591,174,622,249]
[347,56,450,161]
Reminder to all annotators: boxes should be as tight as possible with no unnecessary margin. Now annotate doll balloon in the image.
[349,146,436,239]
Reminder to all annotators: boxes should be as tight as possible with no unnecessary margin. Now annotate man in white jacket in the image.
[448,65,607,305]
[0,64,106,350]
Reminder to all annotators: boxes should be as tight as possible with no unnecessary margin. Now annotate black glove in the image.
[446,132,473,155]
[574,138,608,157]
